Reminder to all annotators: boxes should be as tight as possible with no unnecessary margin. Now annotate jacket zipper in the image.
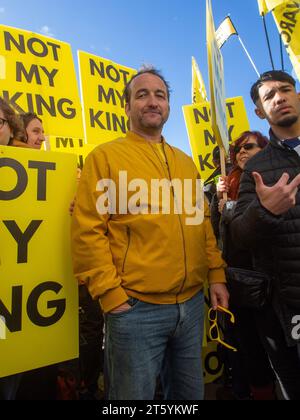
[161,143,188,301]
[122,226,131,273]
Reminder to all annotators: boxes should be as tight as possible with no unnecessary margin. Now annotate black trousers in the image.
[221,306,274,399]
[255,304,300,400]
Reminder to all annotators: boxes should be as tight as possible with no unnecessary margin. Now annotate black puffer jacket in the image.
[231,131,300,309]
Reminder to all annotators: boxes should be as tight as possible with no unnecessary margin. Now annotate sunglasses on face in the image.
[208,306,238,352]
[234,143,259,155]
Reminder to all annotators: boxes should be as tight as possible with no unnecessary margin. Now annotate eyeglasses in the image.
[233,143,259,155]
[208,306,238,352]
[0,117,8,129]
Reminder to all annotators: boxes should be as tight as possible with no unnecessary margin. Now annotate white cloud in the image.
[88,44,111,53]
[39,25,55,38]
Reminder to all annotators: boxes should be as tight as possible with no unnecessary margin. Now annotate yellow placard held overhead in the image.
[78,51,136,145]
[0,146,78,377]
[46,135,97,169]
[183,97,250,181]
[257,0,289,15]
[206,0,229,153]
[0,25,84,139]
[272,1,300,81]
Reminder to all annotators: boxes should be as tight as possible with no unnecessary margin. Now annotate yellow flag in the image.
[272,2,300,81]
[257,0,289,15]
[216,16,238,49]
[258,0,268,14]
[192,57,208,103]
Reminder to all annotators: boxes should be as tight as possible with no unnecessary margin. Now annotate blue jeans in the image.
[105,291,204,400]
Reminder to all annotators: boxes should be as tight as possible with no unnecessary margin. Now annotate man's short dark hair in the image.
[250,70,296,104]
[124,66,171,104]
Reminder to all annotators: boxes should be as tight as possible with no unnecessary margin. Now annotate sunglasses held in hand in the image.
[208,306,238,352]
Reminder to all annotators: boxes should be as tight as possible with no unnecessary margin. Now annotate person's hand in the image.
[210,283,229,310]
[109,302,131,314]
[253,172,300,216]
[217,176,229,199]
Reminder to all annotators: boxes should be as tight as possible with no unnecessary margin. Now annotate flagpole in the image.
[262,13,275,70]
[279,34,285,71]
[237,36,260,77]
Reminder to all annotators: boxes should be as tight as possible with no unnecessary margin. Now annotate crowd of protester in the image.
[1,68,300,400]
[0,99,104,400]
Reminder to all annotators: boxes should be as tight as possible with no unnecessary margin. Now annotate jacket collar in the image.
[269,129,285,149]
[126,130,167,145]
[269,129,300,151]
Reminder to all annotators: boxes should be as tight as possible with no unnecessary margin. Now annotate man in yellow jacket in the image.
[71,67,228,400]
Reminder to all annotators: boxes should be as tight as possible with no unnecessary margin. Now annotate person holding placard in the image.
[0,97,25,400]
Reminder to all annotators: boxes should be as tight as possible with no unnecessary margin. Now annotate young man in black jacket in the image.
[231,71,300,400]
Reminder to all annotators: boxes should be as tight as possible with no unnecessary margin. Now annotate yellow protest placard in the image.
[202,286,224,384]
[203,343,224,384]
[78,51,136,145]
[183,97,250,181]
[46,136,98,169]
[0,146,78,377]
[0,25,84,138]
[206,0,229,152]
[272,2,300,81]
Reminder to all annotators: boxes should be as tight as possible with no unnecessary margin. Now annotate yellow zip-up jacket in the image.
[71,131,226,313]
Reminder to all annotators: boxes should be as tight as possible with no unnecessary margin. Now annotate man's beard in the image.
[140,114,168,130]
[277,115,298,127]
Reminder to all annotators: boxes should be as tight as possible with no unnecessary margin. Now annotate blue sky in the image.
[0,0,299,153]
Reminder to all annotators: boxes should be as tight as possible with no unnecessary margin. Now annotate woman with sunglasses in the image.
[217,131,268,209]
[211,131,276,400]
[211,132,269,263]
